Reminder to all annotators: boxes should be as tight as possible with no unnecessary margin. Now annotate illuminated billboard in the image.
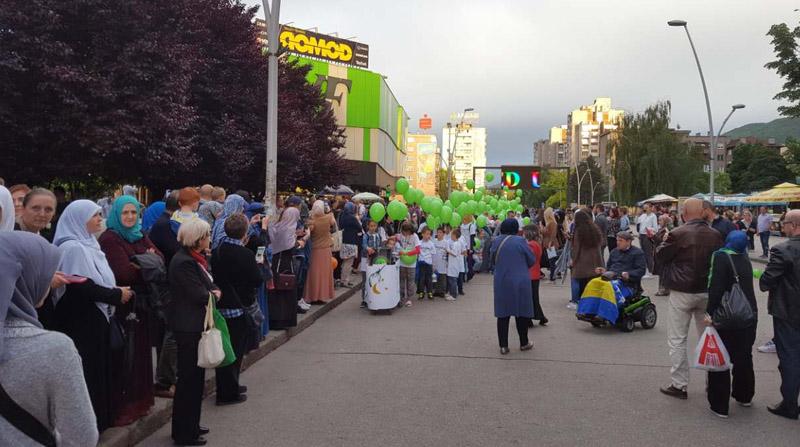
[501,165,541,190]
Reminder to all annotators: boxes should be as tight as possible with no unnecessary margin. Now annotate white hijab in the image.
[0,186,14,231]
[53,200,117,319]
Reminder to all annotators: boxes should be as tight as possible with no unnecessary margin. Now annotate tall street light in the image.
[715,104,745,189]
[262,0,281,215]
[446,107,474,196]
[668,19,718,201]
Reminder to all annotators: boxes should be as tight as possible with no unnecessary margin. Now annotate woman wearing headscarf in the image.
[268,202,304,329]
[338,202,362,287]
[0,232,99,446]
[168,218,217,446]
[303,200,336,305]
[142,201,166,234]
[211,194,260,251]
[52,200,134,431]
[490,219,536,355]
[568,210,603,310]
[98,196,162,426]
[704,230,758,418]
[0,185,14,231]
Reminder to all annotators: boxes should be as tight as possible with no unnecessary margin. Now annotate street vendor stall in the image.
[743,182,798,206]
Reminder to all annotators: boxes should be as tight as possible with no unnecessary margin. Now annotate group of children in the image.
[359,218,483,308]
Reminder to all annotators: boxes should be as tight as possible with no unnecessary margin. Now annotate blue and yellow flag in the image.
[577,278,620,323]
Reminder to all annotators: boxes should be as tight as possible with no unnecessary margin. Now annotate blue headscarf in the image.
[245,202,265,219]
[343,202,355,215]
[211,194,246,250]
[723,230,748,254]
[499,218,519,235]
[142,201,165,233]
[106,195,143,243]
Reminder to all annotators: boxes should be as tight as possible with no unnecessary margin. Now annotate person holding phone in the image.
[52,200,134,432]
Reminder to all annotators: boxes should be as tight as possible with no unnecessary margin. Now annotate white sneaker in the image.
[445,296,457,302]
[298,299,311,310]
[757,339,777,353]
[643,273,654,279]
[709,408,729,419]
[566,302,577,310]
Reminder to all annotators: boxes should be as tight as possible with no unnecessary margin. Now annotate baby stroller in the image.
[576,272,657,332]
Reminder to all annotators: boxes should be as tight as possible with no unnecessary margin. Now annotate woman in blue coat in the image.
[490,218,536,354]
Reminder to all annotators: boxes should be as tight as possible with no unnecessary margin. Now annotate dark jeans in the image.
[172,331,205,443]
[707,325,756,414]
[759,231,771,256]
[416,262,433,294]
[457,272,465,294]
[447,275,459,298]
[155,329,177,389]
[639,235,654,273]
[435,271,447,295]
[572,277,591,303]
[531,280,546,321]
[774,317,800,409]
[497,316,531,348]
[215,314,247,402]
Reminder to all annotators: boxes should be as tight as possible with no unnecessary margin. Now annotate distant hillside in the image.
[724,117,800,144]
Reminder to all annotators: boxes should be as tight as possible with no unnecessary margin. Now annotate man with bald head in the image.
[759,209,800,419]
[198,184,214,204]
[655,198,723,399]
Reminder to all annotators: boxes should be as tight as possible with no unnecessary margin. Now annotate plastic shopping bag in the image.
[692,327,731,372]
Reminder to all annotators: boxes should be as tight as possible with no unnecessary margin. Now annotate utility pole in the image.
[262,0,281,215]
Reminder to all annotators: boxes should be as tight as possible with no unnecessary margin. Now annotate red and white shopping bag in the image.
[692,327,731,372]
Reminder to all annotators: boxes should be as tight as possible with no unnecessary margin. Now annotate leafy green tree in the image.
[783,138,800,178]
[766,23,800,117]
[713,171,732,195]
[728,143,792,192]
[523,169,567,209]
[611,101,704,204]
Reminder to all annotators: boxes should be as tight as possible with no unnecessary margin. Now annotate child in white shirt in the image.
[394,222,421,307]
[446,228,466,301]
[432,227,449,297]
[415,228,436,299]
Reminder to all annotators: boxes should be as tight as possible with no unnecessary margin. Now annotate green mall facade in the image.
[292,55,409,190]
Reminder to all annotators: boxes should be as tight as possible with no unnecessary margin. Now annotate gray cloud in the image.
[247,0,794,165]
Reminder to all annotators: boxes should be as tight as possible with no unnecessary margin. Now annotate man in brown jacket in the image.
[654,198,723,399]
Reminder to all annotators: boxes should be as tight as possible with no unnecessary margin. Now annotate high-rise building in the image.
[534,125,569,168]
[566,97,624,165]
[405,134,439,196]
[442,114,487,189]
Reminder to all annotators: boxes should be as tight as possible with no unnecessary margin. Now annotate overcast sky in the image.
[246,0,795,165]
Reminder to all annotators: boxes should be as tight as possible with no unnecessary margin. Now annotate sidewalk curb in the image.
[98,283,362,447]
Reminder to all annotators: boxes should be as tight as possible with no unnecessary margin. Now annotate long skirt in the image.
[111,307,154,426]
[304,246,335,303]
[269,250,297,329]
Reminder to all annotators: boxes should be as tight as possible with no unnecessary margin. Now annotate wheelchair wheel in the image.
[619,315,635,332]
[640,304,657,329]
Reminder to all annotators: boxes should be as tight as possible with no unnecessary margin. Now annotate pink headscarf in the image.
[269,206,300,254]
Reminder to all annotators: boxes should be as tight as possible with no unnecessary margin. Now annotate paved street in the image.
[141,274,796,447]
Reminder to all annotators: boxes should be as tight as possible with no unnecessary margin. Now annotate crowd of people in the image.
[1,177,799,446]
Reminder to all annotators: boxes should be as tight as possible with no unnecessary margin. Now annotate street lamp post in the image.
[668,19,717,201]
[262,0,281,215]
[446,107,474,196]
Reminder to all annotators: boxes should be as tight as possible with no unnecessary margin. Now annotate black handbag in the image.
[0,380,56,446]
[108,314,127,351]
[713,252,756,330]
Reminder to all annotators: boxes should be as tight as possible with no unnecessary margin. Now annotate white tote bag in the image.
[197,294,225,369]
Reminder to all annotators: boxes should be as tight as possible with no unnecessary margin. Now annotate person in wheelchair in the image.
[594,231,647,297]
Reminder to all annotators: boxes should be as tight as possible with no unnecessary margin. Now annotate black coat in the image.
[707,250,758,321]
[339,213,362,245]
[210,243,263,310]
[168,249,217,333]
[760,237,800,325]
[148,212,181,266]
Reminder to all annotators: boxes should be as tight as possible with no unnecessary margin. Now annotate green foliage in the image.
[611,101,705,204]
[783,138,800,177]
[522,169,567,209]
[766,23,800,117]
[436,169,460,199]
[724,117,800,144]
[728,143,793,192]
[568,157,607,206]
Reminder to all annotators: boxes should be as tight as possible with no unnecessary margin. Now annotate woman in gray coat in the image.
[490,219,536,354]
[0,231,98,446]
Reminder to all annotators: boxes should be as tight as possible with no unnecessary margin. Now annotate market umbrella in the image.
[321,185,355,195]
[637,193,678,206]
[351,192,382,203]
[744,182,800,203]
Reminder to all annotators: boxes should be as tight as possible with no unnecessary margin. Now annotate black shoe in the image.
[216,395,248,406]
[539,318,549,327]
[198,426,209,435]
[528,320,534,328]
[174,437,207,446]
[500,347,510,355]
[767,402,799,420]
[520,342,534,351]
[360,301,367,308]
[239,385,247,394]
[659,384,688,400]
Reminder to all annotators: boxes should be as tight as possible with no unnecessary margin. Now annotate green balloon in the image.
[395,178,409,195]
[440,205,452,223]
[421,196,433,213]
[400,254,417,266]
[444,200,452,208]
[426,215,439,230]
[430,198,443,217]
[373,256,388,265]
[403,188,416,205]
[476,215,488,228]
[456,202,468,217]
[387,200,408,221]
[516,189,523,197]
[473,238,481,249]
[474,190,483,202]
[369,203,386,222]
[503,185,510,191]
[467,200,478,216]
[485,173,495,182]
[450,212,462,228]
[516,204,524,212]
[466,179,475,190]
[523,217,531,225]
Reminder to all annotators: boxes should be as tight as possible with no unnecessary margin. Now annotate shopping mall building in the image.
[256,21,409,191]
